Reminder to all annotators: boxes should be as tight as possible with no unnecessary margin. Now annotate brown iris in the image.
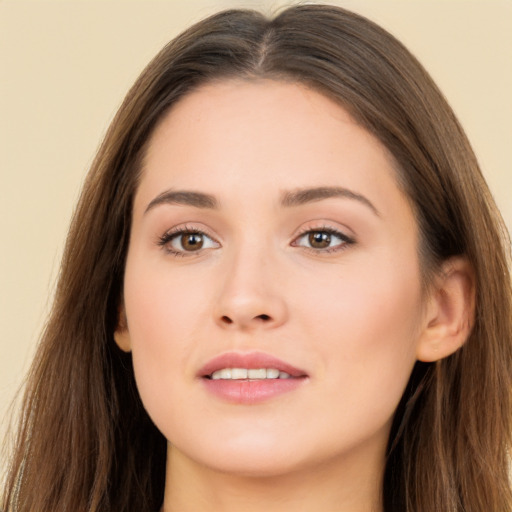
[308,231,331,249]
[181,233,204,251]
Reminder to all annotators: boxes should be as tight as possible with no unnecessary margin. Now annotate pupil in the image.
[309,231,331,248]
[182,233,203,251]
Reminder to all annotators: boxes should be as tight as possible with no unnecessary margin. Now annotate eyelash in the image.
[157,225,218,257]
[157,224,355,257]
[291,225,355,254]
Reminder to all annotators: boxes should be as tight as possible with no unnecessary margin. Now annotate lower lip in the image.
[201,377,306,404]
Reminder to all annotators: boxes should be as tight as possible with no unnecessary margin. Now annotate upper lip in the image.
[198,351,308,378]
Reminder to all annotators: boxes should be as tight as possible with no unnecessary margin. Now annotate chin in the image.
[171,433,315,478]
[201,452,310,479]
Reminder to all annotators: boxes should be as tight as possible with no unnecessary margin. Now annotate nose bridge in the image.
[214,235,287,329]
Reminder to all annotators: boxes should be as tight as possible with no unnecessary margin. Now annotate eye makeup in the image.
[156,222,356,258]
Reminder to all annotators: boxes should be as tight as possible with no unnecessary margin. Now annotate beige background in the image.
[1,0,511,446]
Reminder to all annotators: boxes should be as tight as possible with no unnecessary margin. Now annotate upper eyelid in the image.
[160,224,219,241]
[292,222,354,241]
[159,223,349,237]
[292,228,354,246]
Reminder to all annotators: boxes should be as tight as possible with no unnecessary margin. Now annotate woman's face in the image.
[119,79,427,477]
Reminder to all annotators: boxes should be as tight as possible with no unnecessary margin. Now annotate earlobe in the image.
[416,257,475,362]
[113,305,132,352]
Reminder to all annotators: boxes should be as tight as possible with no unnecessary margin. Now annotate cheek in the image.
[122,257,209,426]
[299,256,423,419]
[123,244,214,345]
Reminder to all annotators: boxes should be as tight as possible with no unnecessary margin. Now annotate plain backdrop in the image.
[1,0,511,451]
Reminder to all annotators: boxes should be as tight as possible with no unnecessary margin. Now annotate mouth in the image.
[199,351,307,380]
[199,352,308,404]
[205,368,295,380]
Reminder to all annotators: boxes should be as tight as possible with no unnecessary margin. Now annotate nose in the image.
[213,249,288,331]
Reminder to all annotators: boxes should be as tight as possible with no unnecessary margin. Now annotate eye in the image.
[158,228,219,255]
[292,228,354,252]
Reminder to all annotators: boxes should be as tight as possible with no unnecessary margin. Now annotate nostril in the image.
[218,313,273,326]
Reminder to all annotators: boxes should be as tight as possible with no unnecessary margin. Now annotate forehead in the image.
[146,79,385,169]
[137,79,410,222]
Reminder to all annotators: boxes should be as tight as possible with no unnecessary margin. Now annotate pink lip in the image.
[198,351,307,378]
[199,351,308,405]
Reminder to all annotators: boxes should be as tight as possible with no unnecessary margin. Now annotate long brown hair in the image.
[3,5,511,511]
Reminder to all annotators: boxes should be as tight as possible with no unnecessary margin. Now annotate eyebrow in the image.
[144,186,379,216]
[145,190,219,213]
[280,186,380,216]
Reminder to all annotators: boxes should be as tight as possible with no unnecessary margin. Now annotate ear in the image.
[416,256,475,362]
[113,304,132,353]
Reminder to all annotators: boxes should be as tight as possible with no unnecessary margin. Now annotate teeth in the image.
[209,368,292,380]
[231,368,248,379]
[248,368,266,379]
[266,368,280,379]
[219,368,232,379]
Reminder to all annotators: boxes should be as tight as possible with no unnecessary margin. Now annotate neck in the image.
[161,444,384,512]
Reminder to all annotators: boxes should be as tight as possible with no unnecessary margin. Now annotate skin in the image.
[115,80,473,512]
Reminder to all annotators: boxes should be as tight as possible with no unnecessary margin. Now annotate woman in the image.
[2,4,511,511]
